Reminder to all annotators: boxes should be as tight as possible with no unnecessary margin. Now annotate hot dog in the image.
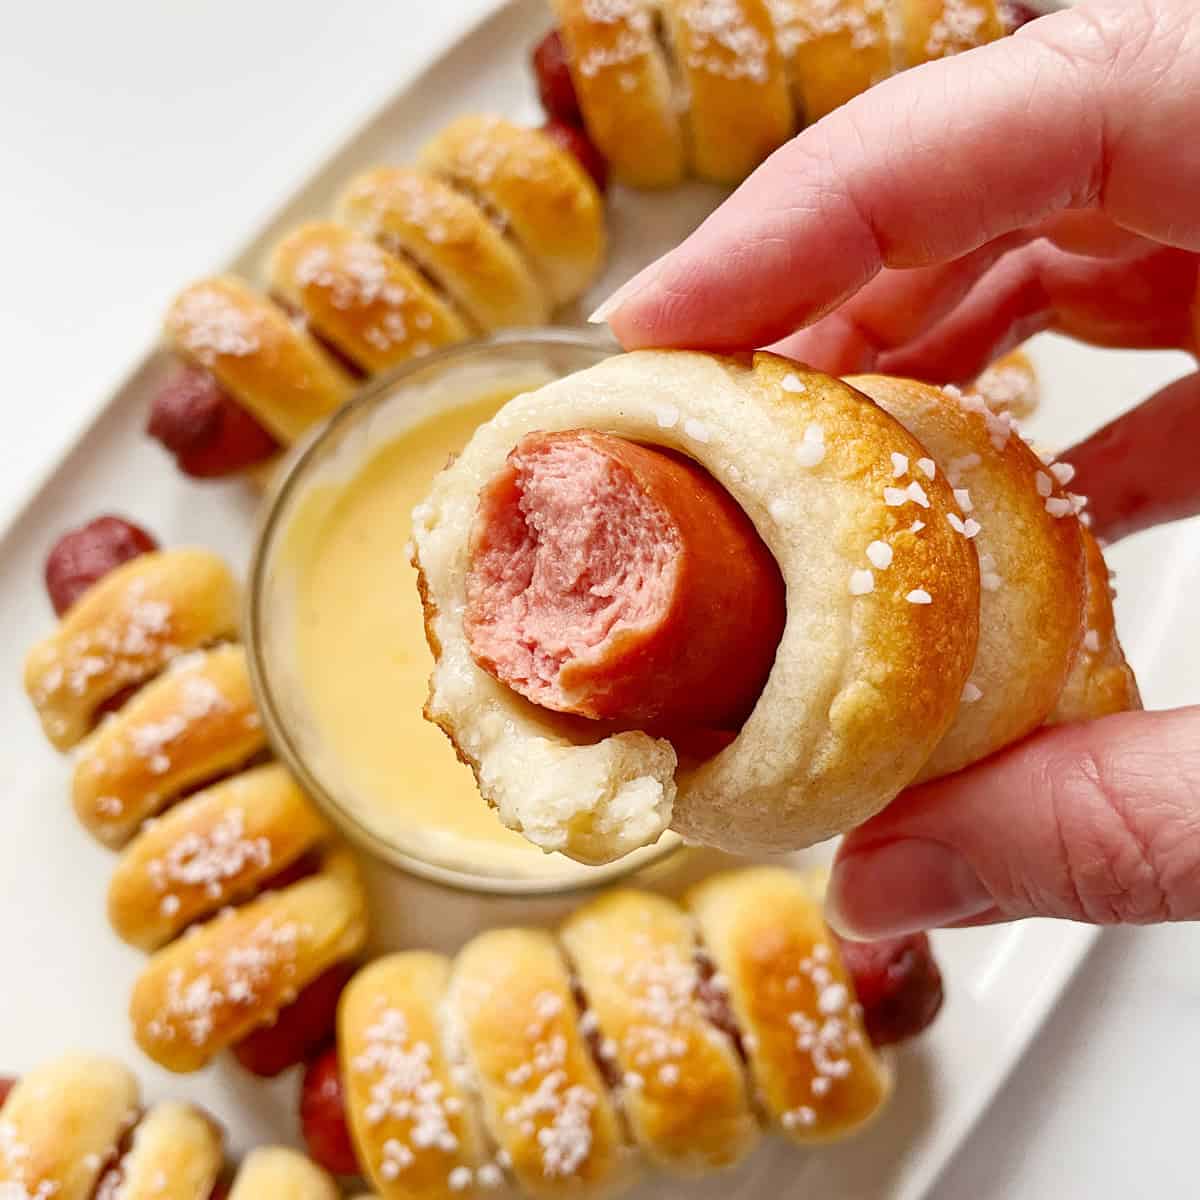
[232,961,356,1078]
[44,515,159,617]
[464,429,786,731]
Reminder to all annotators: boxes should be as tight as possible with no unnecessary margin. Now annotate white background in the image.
[2,2,1197,1196]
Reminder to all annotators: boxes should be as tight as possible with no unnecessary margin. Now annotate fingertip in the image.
[828,837,994,939]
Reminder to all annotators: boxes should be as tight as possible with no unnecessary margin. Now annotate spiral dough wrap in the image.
[413,349,1139,865]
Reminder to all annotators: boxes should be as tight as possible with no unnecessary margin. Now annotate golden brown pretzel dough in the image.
[72,643,266,848]
[108,762,331,952]
[560,889,759,1173]
[0,1055,141,1200]
[419,116,605,308]
[687,867,890,1142]
[24,548,239,751]
[767,0,900,122]
[448,929,633,1198]
[894,0,1004,65]
[337,166,551,331]
[1049,527,1141,723]
[269,222,469,374]
[115,1102,225,1200]
[550,0,687,188]
[228,1148,340,1200]
[339,954,490,1200]
[658,0,796,183]
[131,848,368,1073]
[165,276,354,444]
[849,375,1086,779]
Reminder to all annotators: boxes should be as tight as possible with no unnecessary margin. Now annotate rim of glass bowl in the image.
[246,328,685,897]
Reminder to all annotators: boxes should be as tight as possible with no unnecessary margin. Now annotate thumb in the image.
[827,708,1200,938]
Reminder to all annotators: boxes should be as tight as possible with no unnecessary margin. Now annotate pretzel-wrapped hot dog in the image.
[414,348,1141,864]
[0,1053,337,1199]
[414,350,985,862]
[315,866,912,1196]
[24,523,369,1077]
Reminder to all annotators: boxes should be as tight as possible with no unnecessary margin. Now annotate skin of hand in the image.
[593,0,1200,935]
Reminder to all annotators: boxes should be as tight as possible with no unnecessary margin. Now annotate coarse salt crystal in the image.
[948,513,967,535]
[962,682,983,703]
[906,589,933,605]
[1045,497,1072,518]
[683,418,711,443]
[909,520,925,534]
[917,457,936,479]
[906,481,931,508]
[448,1167,473,1191]
[866,541,893,569]
[781,372,807,393]
[817,983,848,1015]
[953,488,973,512]
[1051,461,1076,485]
[890,452,909,477]
[478,1163,504,1188]
[654,404,680,429]
[795,424,825,467]
[884,487,908,507]
[1035,472,1053,498]
[849,569,875,596]
[962,518,982,539]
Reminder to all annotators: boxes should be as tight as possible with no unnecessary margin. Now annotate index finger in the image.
[604,0,1200,351]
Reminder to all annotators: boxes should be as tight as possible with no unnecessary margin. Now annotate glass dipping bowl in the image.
[248,330,683,895]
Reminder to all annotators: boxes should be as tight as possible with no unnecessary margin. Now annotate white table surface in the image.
[2,3,1196,1196]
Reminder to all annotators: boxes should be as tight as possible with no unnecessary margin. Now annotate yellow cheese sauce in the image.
[277,390,612,882]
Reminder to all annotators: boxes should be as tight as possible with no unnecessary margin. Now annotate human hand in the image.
[594,0,1200,933]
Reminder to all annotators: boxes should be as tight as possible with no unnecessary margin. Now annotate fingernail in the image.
[826,839,993,940]
[587,261,665,325]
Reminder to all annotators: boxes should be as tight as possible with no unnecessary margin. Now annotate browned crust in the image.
[165,275,354,445]
[550,0,687,188]
[131,848,368,1073]
[72,643,267,848]
[117,1101,226,1200]
[418,116,606,308]
[108,762,332,952]
[449,928,633,1198]
[1049,527,1142,723]
[227,1149,339,1200]
[339,954,487,1199]
[0,1054,142,1200]
[850,374,1087,779]
[659,0,796,183]
[967,347,1040,420]
[769,0,897,123]
[24,549,240,751]
[268,222,470,375]
[559,889,760,1173]
[686,867,890,1143]
[895,0,1004,66]
[336,166,551,332]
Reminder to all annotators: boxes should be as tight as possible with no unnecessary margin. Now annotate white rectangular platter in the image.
[1,1,1195,1196]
